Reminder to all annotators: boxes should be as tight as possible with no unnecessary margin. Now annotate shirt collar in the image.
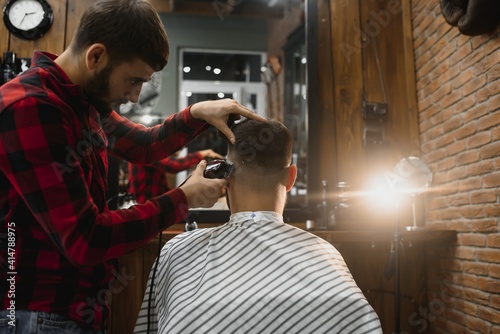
[32,51,81,96]
[229,211,284,225]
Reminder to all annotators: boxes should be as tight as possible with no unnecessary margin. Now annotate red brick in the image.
[463,286,490,305]
[451,68,474,89]
[484,204,500,218]
[426,149,446,163]
[435,135,456,150]
[452,94,476,114]
[461,74,487,97]
[490,93,500,113]
[431,82,452,101]
[450,42,472,66]
[422,78,442,100]
[439,62,461,85]
[490,264,500,279]
[469,220,498,233]
[434,18,453,42]
[483,171,500,187]
[487,63,500,82]
[460,234,487,247]
[432,112,456,132]
[418,53,438,78]
[466,132,491,149]
[477,305,500,325]
[429,196,450,210]
[454,122,477,140]
[459,206,485,219]
[477,80,500,102]
[432,56,451,79]
[476,248,500,264]
[472,34,496,50]
[456,34,470,47]
[458,177,481,192]
[477,276,500,294]
[449,166,468,181]
[463,102,489,123]
[457,151,480,165]
[418,95,434,112]
[455,247,477,260]
[463,261,489,276]
[470,190,497,204]
[444,308,467,325]
[467,160,495,176]
[466,315,491,333]
[492,294,500,308]
[480,143,500,160]
[460,47,486,70]
[448,193,469,206]
[478,113,500,133]
[487,234,500,248]
[446,140,467,156]
[441,209,462,221]
[484,37,500,55]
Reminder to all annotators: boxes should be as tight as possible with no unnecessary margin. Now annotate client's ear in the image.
[285,164,297,192]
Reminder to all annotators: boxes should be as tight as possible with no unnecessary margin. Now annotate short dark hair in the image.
[70,0,169,71]
[228,119,293,175]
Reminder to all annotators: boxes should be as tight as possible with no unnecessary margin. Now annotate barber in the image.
[0,0,262,333]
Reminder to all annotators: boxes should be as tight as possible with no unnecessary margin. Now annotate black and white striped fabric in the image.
[134,211,382,334]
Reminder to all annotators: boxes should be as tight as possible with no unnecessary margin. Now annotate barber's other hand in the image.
[198,149,224,160]
[179,160,227,208]
[190,99,265,144]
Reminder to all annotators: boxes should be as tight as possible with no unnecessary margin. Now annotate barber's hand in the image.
[190,99,266,144]
[179,160,227,208]
[198,149,224,160]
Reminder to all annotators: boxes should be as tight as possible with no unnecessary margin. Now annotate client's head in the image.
[226,118,296,213]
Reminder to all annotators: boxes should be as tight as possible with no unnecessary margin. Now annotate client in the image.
[134,119,383,334]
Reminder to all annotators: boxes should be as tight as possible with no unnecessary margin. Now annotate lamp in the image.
[388,156,432,230]
[385,156,432,334]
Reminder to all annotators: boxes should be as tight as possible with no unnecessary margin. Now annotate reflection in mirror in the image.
[282,24,308,209]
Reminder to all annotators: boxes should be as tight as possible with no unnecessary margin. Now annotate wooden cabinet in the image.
[109,234,167,334]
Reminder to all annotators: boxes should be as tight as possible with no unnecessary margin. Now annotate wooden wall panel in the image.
[0,23,8,55]
[147,0,174,13]
[65,0,95,48]
[330,0,365,189]
[7,0,67,58]
[309,0,420,229]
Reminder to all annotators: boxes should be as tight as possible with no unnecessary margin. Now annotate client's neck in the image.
[229,189,285,215]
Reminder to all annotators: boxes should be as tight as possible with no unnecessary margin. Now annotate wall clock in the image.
[3,0,54,40]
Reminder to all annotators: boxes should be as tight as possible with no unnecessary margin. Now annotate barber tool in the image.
[204,159,233,179]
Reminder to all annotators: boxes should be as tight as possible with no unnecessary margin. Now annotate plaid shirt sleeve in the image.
[150,152,203,173]
[105,109,208,164]
[0,92,208,266]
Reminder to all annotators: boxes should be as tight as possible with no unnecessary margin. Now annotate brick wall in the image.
[411,1,500,333]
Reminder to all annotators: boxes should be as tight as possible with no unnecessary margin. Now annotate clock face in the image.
[8,0,45,31]
[3,0,53,40]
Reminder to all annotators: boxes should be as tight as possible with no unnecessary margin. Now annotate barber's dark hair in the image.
[229,119,292,174]
[70,0,169,71]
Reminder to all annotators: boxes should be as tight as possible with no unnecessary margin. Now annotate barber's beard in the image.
[83,65,115,115]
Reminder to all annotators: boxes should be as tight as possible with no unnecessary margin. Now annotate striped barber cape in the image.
[134,211,382,334]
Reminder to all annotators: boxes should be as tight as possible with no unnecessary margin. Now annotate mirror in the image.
[282,24,308,209]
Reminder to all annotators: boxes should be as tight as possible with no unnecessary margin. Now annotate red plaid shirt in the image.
[0,52,208,329]
[127,152,203,204]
